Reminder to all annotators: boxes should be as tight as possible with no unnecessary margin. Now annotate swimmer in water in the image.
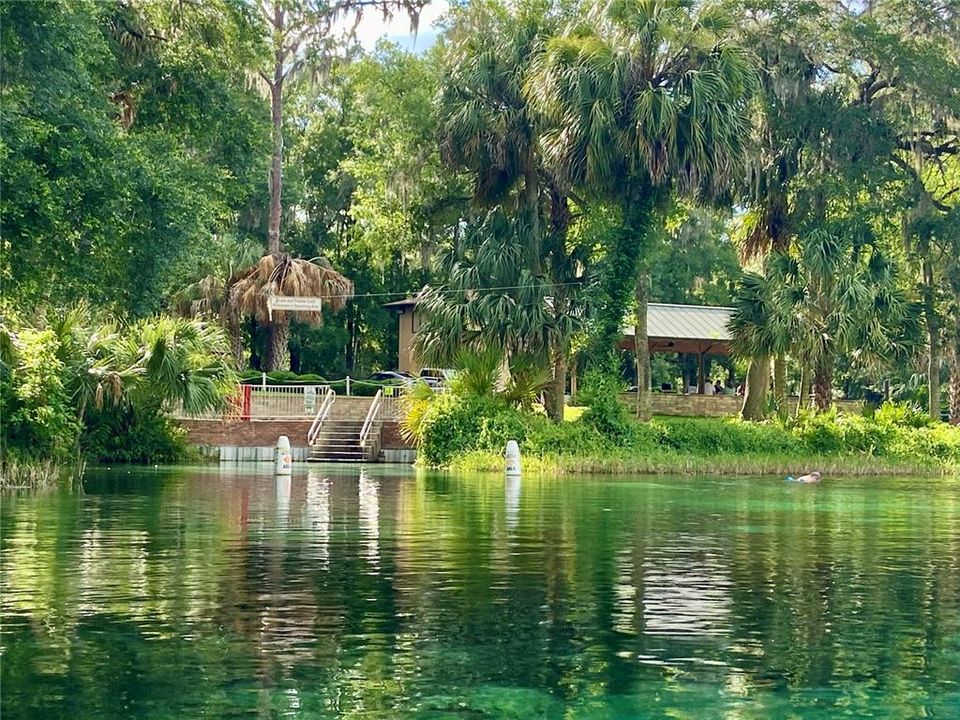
[786,471,822,484]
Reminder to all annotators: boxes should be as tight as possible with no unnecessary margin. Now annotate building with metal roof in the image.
[384,297,734,380]
[620,302,733,356]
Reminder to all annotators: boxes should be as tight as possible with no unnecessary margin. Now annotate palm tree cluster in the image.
[1,305,239,463]
[732,228,919,417]
[421,0,757,420]
[424,0,959,424]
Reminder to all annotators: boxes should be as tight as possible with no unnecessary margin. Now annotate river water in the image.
[1,465,958,718]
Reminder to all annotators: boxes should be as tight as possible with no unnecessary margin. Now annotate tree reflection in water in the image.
[1,467,958,719]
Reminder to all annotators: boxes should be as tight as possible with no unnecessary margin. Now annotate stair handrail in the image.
[307,387,336,445]
[359,389,383,456]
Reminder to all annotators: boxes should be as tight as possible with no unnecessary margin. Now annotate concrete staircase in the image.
[306,394,382,463]
[308,421,366,462]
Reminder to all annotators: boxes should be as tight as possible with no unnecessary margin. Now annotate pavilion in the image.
[618,302,733,393]
[385,297,734,393]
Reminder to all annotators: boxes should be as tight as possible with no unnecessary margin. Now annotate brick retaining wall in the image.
[179,419,314,447]
[619,393,864,417]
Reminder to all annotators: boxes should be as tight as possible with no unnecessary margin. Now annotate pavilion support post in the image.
[633,273,652,421]
[697,349,705,394]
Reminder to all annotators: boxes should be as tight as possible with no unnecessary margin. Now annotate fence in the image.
[170,379,438,422]
[172,384,329,421]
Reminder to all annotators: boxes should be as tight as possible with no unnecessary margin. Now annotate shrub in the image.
[524,419,611,456]
[874,401,934,429]
[658,417,800,455]
[887,423,960,464]
[579,370,632,439]
[3,329,80,460]
[790,409,845,454]
[419,394,490,466]
[83,406,190,464]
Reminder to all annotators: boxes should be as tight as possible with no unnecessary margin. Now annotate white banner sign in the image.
[267,295,323,319]
[303,385,317,413]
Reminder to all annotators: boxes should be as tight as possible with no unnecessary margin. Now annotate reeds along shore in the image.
[446,451,954,478]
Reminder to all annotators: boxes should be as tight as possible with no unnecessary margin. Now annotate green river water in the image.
[1,465,958,719]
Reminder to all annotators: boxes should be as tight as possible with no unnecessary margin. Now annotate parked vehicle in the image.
[419,367,455,388]
[367,370,415,384]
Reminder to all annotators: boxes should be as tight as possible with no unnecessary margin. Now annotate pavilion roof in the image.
[622,303,733,342]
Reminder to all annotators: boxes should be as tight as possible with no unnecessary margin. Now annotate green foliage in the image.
[579,370,632,439]
[660,417,802,456]
[412,394,960,469]
[1,329,80,460]
[1,0,269,315]
[1,309,237,469]
[523,420,612,457]
[82,406,189,465]
[874,401,934,429]
[448,347,502,397]
[417,394,500,466]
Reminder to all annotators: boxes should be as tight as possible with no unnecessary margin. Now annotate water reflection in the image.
[275,474,291,524]
[505,475,521,531]
[304,473,330,567]
[358,469,380,571]
[1,467,958,719]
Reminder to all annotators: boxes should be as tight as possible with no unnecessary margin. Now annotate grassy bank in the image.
[448,449,951,477]
[407,392,960,477]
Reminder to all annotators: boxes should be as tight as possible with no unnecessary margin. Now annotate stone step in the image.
[307,450,368,462]
[314,429,363,440]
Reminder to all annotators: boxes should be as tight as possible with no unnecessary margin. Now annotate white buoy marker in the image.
[275,435,293,475]
[505,439,521,477]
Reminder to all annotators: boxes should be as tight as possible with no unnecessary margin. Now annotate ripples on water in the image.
[2,466,959,719]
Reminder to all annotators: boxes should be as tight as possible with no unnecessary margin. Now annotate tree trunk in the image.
[947,334,960,425]
[523,155,541,275]
[634,273,651,421]
[547,343,567,422]
[773,353,787,418]
[922,257,940,420]
[594,187,658,368]
[227,315,245,369]
[741,355,770,421]
[266,316,289,371]
[265,6,287,360]
[796,365,809,415]
[813,354,834,412]
[267,6,284,254]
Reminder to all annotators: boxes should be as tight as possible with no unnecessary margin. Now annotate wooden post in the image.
[697,347,705,394]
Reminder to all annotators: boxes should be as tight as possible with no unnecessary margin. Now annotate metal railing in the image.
[172,384,329,421]
[359,389,383,461]
[249,384,328,419]
[307,388,336,445]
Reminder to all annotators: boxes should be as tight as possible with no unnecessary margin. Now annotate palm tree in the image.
[415,209,555,366]
[229,252,353,370]
[45,305,239,427]
[528,0,758,418]
[252,0,421,367]
[770,228,917,412]
[735,19,819,415]
[436,1,584,420]
[729,270,791,420]
[437,0,548,257]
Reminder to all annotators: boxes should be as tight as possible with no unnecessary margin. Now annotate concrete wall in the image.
[179,419,313,462]
[179,413,415,463]
[397,309,418,375]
